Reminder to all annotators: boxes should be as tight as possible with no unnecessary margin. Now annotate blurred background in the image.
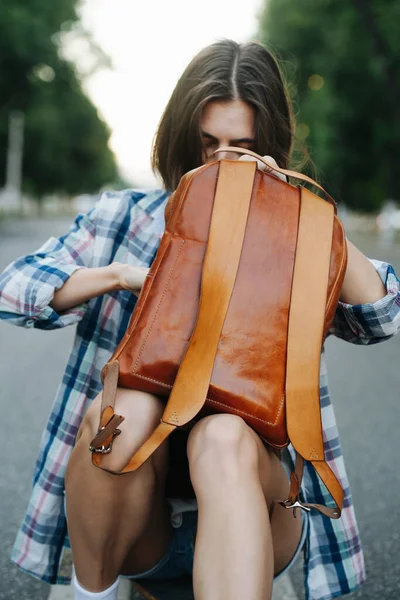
[0,1,399,599]
[1,0,399,220]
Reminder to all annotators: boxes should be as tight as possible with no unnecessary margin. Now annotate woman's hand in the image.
[238,154,287,182]
[50,263,150,313]
[114,263,149,296]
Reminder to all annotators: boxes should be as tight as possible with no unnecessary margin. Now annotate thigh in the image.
[80,387,174,575]
[81,387,167,472]
[122,430,196,576]
[126,511,198,582]
[187,415,304,576]
[251,432,304,576]
[119,487,173,577]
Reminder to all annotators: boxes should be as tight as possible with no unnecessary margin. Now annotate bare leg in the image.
[187,414,302,600]
[65,389,172,592]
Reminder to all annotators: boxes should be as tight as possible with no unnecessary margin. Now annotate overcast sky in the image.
[77,0,264,186]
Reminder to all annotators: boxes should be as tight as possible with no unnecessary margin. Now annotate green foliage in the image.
[258,0,400,212]
[0,0,77,111]
[0,0,118,197]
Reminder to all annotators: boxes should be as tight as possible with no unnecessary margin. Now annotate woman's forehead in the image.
[200,99,255,139]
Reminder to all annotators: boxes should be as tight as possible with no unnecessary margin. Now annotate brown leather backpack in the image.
[90,148,347,519]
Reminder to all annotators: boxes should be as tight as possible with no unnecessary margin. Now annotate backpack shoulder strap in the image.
[284,187,344,518]
[90,159,257,472]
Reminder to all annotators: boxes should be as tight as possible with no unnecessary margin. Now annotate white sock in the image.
[73,574,120,600]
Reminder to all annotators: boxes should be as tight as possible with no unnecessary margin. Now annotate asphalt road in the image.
[0,217,399,600]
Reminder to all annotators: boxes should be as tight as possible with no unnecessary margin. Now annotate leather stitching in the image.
[111,234,172,363]
[132,239,185,374]
[133,373,172,387]
[127,184,341,436]
[131,367,285,428]
[207,395,284,427]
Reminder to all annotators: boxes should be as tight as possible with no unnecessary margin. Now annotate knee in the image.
[187,414,260,485]
[82,388,164,436]
[74,389,167,475]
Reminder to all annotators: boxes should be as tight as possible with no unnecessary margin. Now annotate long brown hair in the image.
[152,39,295,191]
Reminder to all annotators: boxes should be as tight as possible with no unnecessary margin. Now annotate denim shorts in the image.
[125,510,197,581]
[124,507,309,582]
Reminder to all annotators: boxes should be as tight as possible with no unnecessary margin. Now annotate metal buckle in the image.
[89,443,112,454]
[280,499,311,516]
[89,426,121,454]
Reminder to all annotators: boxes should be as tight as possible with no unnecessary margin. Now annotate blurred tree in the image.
[22,59,117,197]
[258,0,400,211]
[0,0,118,198]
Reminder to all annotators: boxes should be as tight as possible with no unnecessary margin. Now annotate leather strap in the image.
[92,162,344,519]
[283,187,343,518]
[90,361,125,468]
[91,159,257,473]
[282,454,342,519]
[100,361,120,413]
[311,459,343,518]
[215,146,337,212]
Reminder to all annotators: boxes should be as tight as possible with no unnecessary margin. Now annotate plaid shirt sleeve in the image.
[0,205,99,330]
[329,259,400,344]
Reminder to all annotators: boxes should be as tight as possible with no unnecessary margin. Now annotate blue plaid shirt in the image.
[1,189,399,600]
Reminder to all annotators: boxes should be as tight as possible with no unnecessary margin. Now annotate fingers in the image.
[118,264,150,294]
[238,154,287,182]
[238,154,266,171]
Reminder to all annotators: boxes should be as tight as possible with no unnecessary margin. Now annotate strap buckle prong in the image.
[280,499,311,517]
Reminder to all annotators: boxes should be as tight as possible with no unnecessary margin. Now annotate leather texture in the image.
[90,150,348,519]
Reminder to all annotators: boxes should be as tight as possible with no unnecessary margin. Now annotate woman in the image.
[1,40,399,600]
